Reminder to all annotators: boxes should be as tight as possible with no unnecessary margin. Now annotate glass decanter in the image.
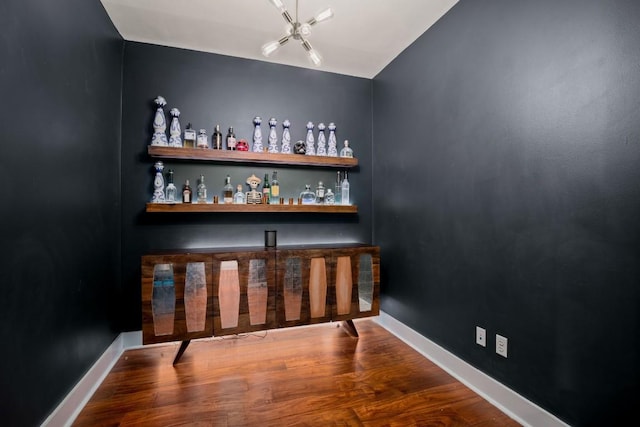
[300,185,316,205]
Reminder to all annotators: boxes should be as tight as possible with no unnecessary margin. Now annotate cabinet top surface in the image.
[143,243,378,257]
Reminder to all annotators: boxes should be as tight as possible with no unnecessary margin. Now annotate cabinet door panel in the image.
[247,258,269,326]
[212,251,276,336]
[330,246,380,321]
[309,257,329,318]
[142,254,214,345]
[276,249,332,327]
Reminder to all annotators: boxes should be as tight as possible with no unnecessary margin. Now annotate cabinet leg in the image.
[173,340,191,365]
[341,320,359,338]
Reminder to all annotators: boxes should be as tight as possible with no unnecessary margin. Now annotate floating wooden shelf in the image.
[148,146,358,168]
[146,202,358,214]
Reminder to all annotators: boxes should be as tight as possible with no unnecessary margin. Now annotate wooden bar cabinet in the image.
[141,244,380,363]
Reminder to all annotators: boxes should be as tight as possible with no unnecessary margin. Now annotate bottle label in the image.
[227,137,237,149]
[183,191,191,203]
[271,186,280,197]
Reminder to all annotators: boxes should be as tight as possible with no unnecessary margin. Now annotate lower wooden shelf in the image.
[146,202,358,213]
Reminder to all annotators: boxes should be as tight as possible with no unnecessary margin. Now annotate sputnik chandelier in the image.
[261,0,334,66]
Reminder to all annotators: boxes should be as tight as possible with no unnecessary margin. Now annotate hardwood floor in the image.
[73,320,521,426]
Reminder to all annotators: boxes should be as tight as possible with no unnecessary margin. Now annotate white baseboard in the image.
[374,311,569,427]
[40,331,141,427]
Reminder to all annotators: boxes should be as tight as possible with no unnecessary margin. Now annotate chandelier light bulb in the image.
[311,8,334,24]
[262,41,280,57]
[308,49,322,66]
[269,0,286,12]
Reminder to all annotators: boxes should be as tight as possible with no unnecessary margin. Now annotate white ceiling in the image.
[100,0,458,78]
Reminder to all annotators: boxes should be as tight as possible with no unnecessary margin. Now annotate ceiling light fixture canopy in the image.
[262,0,333,67]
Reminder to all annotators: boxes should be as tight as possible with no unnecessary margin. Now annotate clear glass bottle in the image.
[197,129,209,149]
[270,171,280,204]
[182,179,192,203]
[223,175,233,204]
[325,188,335,205]
[197,174,207,203]
[165,169,177,202]
[334,171,342,205]
[340,140,354,158]
[183,123,196,148]
[233,184,246,204]
[315,181,325,204]
[300,185,316,205]
[262,173,270,204]
[212,124,222,149]
[226,127,237,150]
[341,171,350,205]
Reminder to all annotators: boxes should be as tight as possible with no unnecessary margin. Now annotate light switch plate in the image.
[496,334,508,358]
[476,326,486,347]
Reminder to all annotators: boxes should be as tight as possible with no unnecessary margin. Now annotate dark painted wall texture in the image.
[0,0,123,425]
[120,42,372,331]
[373,0,640,425]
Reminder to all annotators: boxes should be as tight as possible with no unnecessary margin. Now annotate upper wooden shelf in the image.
[148,146,358,168]
[146,202,358,214]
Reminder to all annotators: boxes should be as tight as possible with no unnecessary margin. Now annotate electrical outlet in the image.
[496,334,508,358]
[476,326,486,347]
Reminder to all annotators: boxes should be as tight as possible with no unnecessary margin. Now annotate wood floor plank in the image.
[73,320,520,426]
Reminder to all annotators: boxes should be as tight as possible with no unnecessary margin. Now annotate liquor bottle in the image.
[226,127,237,150]
[325,188,335,205]
[267,117,279,153]
[223,175,233,204]
[182,179,193,203]
[165,169,177,202]
[252,116,264,152]
[316,123,327,156]
[184,123,196,148]
[212,124,222,149]
[300,185,316,205]
[233,184,246,204]
[341,171,350,205]
[340,140,354,158]
[262,173,271,204]
[270,171,280,204]
[152,161,165,203]
[305,121,315,155]
[197,174,207,203]
[315,181,325,204]
[197,129,209,149]
[169,108,183,147]
[334,171,342,205]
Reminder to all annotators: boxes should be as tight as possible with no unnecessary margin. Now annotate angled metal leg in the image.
[341,320,359,338]
[173,340,191,365]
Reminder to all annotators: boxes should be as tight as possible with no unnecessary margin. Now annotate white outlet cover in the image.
[496,334,508,358]
[476,326,486,347]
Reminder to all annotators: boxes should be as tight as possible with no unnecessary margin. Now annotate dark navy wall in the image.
[373,0,640,425]
[0,0,123,425]
[120,42,372,331]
